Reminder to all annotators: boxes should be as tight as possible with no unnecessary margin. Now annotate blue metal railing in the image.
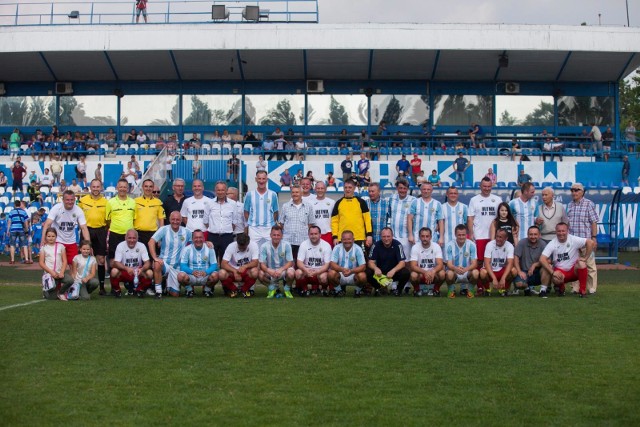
[0,0,318,26]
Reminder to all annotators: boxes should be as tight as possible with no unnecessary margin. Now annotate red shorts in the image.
[321,232,334,248]
[554,267,579,283]
[221,269,256,292]
[297,275,321,288]
[62,242,78,263]
[112,269,151,290]
[476,239,490,261]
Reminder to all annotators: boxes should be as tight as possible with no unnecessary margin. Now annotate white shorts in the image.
[395,237,412,259]
[187,274,209,286]
[266,267,293,283]
[453,271,472,284]
[162,265,180,293]
[249,226,272,249]
[339,273,355,285]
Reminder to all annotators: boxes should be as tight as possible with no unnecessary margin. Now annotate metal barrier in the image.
[0,0,319,26]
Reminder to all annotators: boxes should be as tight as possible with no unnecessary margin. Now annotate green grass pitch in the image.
[1,255,639,426]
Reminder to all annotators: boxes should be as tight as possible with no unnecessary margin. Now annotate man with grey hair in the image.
[366,182,389,243]
[566,182,599,295]
[226,186,247,235]
[208,180,241,263]
[535,187,567,243]
[310,181,335,246]
[388,177,416,257]
[279,184,314,262]
[163,178,186,226]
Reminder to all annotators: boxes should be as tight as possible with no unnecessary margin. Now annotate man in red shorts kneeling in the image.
[539,222,595,298]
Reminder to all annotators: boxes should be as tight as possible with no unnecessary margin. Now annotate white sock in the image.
[155,284,162,293]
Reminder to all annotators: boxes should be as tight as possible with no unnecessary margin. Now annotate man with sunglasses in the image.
[566,183,599,295]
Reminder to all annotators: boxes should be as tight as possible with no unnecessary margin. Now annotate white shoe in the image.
[57,293,68,301]
[510,289,520,296]
[146,288,155,296]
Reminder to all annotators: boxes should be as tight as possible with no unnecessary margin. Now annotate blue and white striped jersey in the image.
[388,194,415,239]
[331,243,365,269]
[179,244,217,274]
[444,239,477,268]
[151,225,192,268]
[441,202,469,245]
[509,197,537,241]
[259,240,293,269]
[244,190,279,228]
[409,198,443,239]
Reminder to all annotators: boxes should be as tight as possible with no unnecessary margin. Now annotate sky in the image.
[0,0,637,27]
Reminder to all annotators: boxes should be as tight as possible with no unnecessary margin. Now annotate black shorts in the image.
[77,172,86,179]
[108,231,126,260]
[137,230,155,254]
[88,226,107,256]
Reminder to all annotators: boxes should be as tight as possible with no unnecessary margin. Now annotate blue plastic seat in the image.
[507,182,518,189]
[496,181,506,188]
[319,148,328,156]
[329,148,339,155]
[306,147,317,156]
[242,147,251,155]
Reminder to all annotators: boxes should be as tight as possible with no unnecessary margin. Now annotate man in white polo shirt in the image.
[42,190,90,263]
[295,225,332,296]
[539,222,595,298]
[180,179,212,236]
[310,181,335,247]
[479,228,516,296]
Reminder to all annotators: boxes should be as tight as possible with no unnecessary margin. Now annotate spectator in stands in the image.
[28,170,39,185]
[27,181,43,204]
[130,155,141,178]
[453,152,469,185]
[136,130,149,146]
[126,129,137,145]
[625,121,636,153]
[244,129,258,146]
[50,125,60,140]
[284,138,295,161]
[272,127,284,138]
[9,128,21,160]
[415,171,427,186]
[135,0,148,23]
[94,163,102,183]
[86,130,99,152]
[227,154,240,182]
[428,169,441,187]
[232,130,243,143]
[602,126,614,162]
[407,153,421,181]
[262,138,275,161]
[221,130,232,143]
[76,155,87,187]
[295,137,307,160]
[280,169,293,188]
[1,136,8,151]
[49,155,63,186]
[292,169,303,186]
[256,155,267,172]
[188,133,201,150]
[542,137,564,162]
[357,152,370,179]
[192,153,201,180]
[485,168,497,185]
[338,129,350,149]
[326,172,337,190]
[163,179,186,226]
[340,154,353,184]
[622,155,630,186]
[517,169,532,185]
[588,122,602,155]
[155,135,165,152]
[395,154,410,179]
[68,179,82,195]
[274,134,287,161]
[376,121,388,136]
[104,128,117,150]
[566,182,599,295]
[0,171,6,189]
[10,160,26,192]
[468,122,484,149]
[211,130,222,143]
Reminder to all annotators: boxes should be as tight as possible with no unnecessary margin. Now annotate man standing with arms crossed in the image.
[78,179,108,294]
[468,177,501,295]
[407,182,444,248]
[105,179,136,269]
[134,179,165,253]
[244,170,279,249]
[566,182,599,295]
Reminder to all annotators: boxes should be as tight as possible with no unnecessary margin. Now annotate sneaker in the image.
[146,288,155,296]
[483,289,491,297]
[477,287,484,296]
[460,289,468,297]
[432,290,441,297]
[98,288,107,296]
[539,289,548,299]
[579,292,587,298]
[322,290,329,297]
[571,290,579,295]
[510,289,520,296]
[555,288,565,297]
[373,289,381,297]
[392,289,400,297]
[353,290,362,298]
[413,290,423,297]
[588,290,597,295]
[186,290,194,298]
[229,291,238,298]
[499,290,506,297]
[136,290,145,298]
[125,290,135,297]
[466,290,475,299]
[529,288,539,295]
[243,291,252,299]
[334,290,345,298]
[448,291,456,299]
[426,289,434,297]
[114,290,122,298]
[57,293,68,301]
[203,290,214,298]
[266,289,276,299]
[155,292,162,300]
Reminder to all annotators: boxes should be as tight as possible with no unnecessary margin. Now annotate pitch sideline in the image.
[0,299,46,312]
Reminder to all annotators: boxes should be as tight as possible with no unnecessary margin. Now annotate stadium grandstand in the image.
[1,0,640,251]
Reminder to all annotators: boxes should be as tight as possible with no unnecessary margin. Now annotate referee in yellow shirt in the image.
[134,179,166,253]
[105,178,136,267]
[78,178,108,294]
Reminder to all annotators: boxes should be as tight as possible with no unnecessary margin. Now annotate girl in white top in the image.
[65,240,99,301]
[39,229,72,300]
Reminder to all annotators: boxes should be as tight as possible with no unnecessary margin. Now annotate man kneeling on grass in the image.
[479,229,516,297]
[178,229,219,298]
[219,233,259,299]
[329,230,367,297]
[295,225,332,296]
[258,225,295,299]
[409,227,445,297]
[513,226,546,296]
[110,229,153,298]
[538,222,595,298]
[444,224,479,298]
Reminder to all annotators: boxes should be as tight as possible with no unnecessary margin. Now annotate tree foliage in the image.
[260,99,296,126]
[521,101,554,127]
[498,110,518,126]
[329,95,348,125]
[381,96,403,125]
[620,69,640,128]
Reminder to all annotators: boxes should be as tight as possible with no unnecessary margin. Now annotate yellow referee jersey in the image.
[133,196,166,232]
[105,196,136,235]
[78,194,107,228]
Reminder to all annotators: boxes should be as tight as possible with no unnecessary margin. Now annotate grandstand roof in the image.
[1,23,639,83]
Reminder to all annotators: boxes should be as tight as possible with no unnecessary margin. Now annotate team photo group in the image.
[15,165,599,301]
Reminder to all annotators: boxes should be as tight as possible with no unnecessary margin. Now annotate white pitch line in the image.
[0,299,46,312]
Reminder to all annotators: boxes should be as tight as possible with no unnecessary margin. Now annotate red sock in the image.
[577,268,588,294]
[240,276,256,293]
[413,283,421,292]
[221,277,238,292]
[110,276,121,292]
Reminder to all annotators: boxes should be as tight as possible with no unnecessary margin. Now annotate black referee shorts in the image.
[88,226,107,257]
